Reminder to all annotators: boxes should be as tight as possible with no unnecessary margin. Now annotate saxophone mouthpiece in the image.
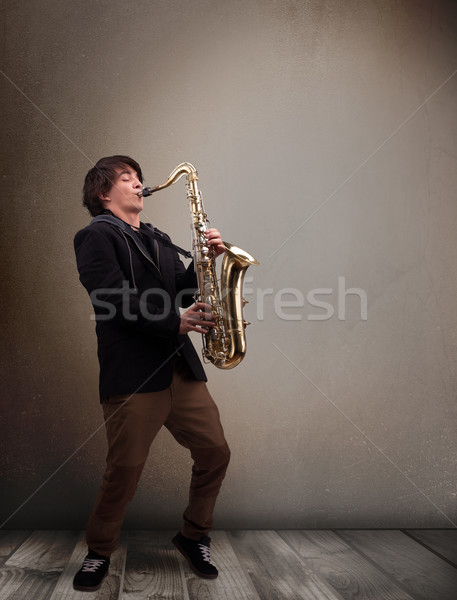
[138,186,159,198]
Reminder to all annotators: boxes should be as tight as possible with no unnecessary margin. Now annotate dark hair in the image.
[82,155,144,217]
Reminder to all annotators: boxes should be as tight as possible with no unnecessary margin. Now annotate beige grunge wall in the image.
[1,0,457,530]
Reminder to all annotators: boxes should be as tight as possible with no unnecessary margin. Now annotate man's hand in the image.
[205,228,226,258]
[179,302,215,335]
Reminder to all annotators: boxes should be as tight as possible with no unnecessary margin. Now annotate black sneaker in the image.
[73,550,110,591]
[172,532,218,579]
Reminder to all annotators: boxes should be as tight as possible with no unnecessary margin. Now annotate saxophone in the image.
[139,162,259,369]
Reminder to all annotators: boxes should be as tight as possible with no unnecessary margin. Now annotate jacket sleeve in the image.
[74,226,181,337]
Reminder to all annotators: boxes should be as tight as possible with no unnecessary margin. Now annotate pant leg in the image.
[86,390,171,556]
[164,358,231,540]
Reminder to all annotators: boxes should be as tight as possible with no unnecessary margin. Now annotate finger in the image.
[206,231,222,244]
[192,324,214,334]
[193,313,215,325]
[187,312,214,324]
[205,229,221,240]
[194,302,213,312]
[187,312,213,322]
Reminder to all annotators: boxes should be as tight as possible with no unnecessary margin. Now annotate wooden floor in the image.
[0,530,456,599]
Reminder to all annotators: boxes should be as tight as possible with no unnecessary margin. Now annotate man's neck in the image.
[109,210,140,228]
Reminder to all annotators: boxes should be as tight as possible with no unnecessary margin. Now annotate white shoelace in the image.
[81,558,106,573]
[198,543,214,565]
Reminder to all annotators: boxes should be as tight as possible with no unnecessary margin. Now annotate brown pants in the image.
[85,357,230,557]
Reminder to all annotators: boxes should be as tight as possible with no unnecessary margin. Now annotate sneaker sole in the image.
[73,572,108,592]
[172,536,218,579]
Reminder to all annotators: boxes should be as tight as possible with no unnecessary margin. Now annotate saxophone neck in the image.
[139,162,198,197]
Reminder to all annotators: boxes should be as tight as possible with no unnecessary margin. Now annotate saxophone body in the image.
[140,162,258,369]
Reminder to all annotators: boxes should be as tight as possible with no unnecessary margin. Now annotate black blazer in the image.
[74,216,207,400]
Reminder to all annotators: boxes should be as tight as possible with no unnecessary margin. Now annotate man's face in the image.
[102,165,143,215]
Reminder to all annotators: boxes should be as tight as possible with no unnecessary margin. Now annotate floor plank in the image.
[122,530,185,599]
[0,531,32,567]
[181,531,260,600]
[0,530,79,600]
[48,531,127,600]
[229,530,344,600]
[280,530,416,600]
[339,530,457,600]
[1,529,456,600]
[404,529,457,567]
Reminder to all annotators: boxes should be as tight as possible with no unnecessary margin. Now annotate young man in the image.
[73,155,230,591]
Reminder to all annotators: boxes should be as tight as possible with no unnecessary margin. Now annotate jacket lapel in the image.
[123,229,164,281]
[126,229,180,297]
